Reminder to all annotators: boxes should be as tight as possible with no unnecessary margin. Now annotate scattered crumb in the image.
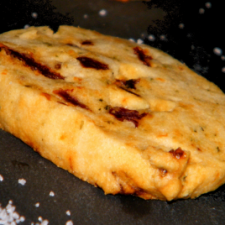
[99,9,107,16]
[0,174,4,182]
[49,191,55,197]
[179,23,184,29]
[199,8,205,14]
[18,178,26,185]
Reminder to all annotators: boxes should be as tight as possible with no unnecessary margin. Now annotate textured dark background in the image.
[0,0,225,224]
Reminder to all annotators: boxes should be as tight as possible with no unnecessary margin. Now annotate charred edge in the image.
[77,56,109,70]
[1,46,64,80]
[81,40,94,45]
[169,147,185,159]
[133,46,152,67]
[109,107,147,127]
[54,89,90,110]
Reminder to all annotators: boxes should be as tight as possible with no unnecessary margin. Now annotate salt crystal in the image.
[66,220,73,225]
[0,200,25,224]
[66,210,71,216]
[24,24,30,29]
[137,39,143,44]
[213,47,223,56]
[31,12,38,19]
[99,9,107,17]
[129,38,135,42]
[0,174,3,182]
[49,191,55,197]
[41,220,49,225]
[18,178,26,185]
[38,216,43,222]
[148,34,155,41]
[35,202,40,207]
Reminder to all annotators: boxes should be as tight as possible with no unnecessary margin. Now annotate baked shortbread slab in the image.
[0,26,225,200]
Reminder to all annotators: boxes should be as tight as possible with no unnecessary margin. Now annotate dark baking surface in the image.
[0,0,225,224]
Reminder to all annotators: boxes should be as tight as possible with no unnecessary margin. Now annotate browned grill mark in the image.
[54,89,89,110]
[0,44,64,80]
[109,107,147,127]
[133,46,152,67]
[116,79,140,90]
[77,56,109,70]
[81,40,94,45]
[169,147,185,159]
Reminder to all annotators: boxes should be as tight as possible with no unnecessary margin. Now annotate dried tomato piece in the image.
[109,107,147,127]
[169,148,185,159]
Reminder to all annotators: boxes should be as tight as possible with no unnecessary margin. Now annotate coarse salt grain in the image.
[129,38,135,42]
[35,202,40,207]
[18,178,26,185]
[24,24,30,29]
[49,191,55,197]
[0,174,4,182]
[38,216,43,222]
[213,47,223,56]
[65,220,73,225]
[41,220,49,225]
[137,39,143,44]
[99,9,107,16]
[0,200,25,224]
[66,210,71,216]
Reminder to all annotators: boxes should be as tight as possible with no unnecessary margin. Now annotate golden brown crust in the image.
[0,26,225,200]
